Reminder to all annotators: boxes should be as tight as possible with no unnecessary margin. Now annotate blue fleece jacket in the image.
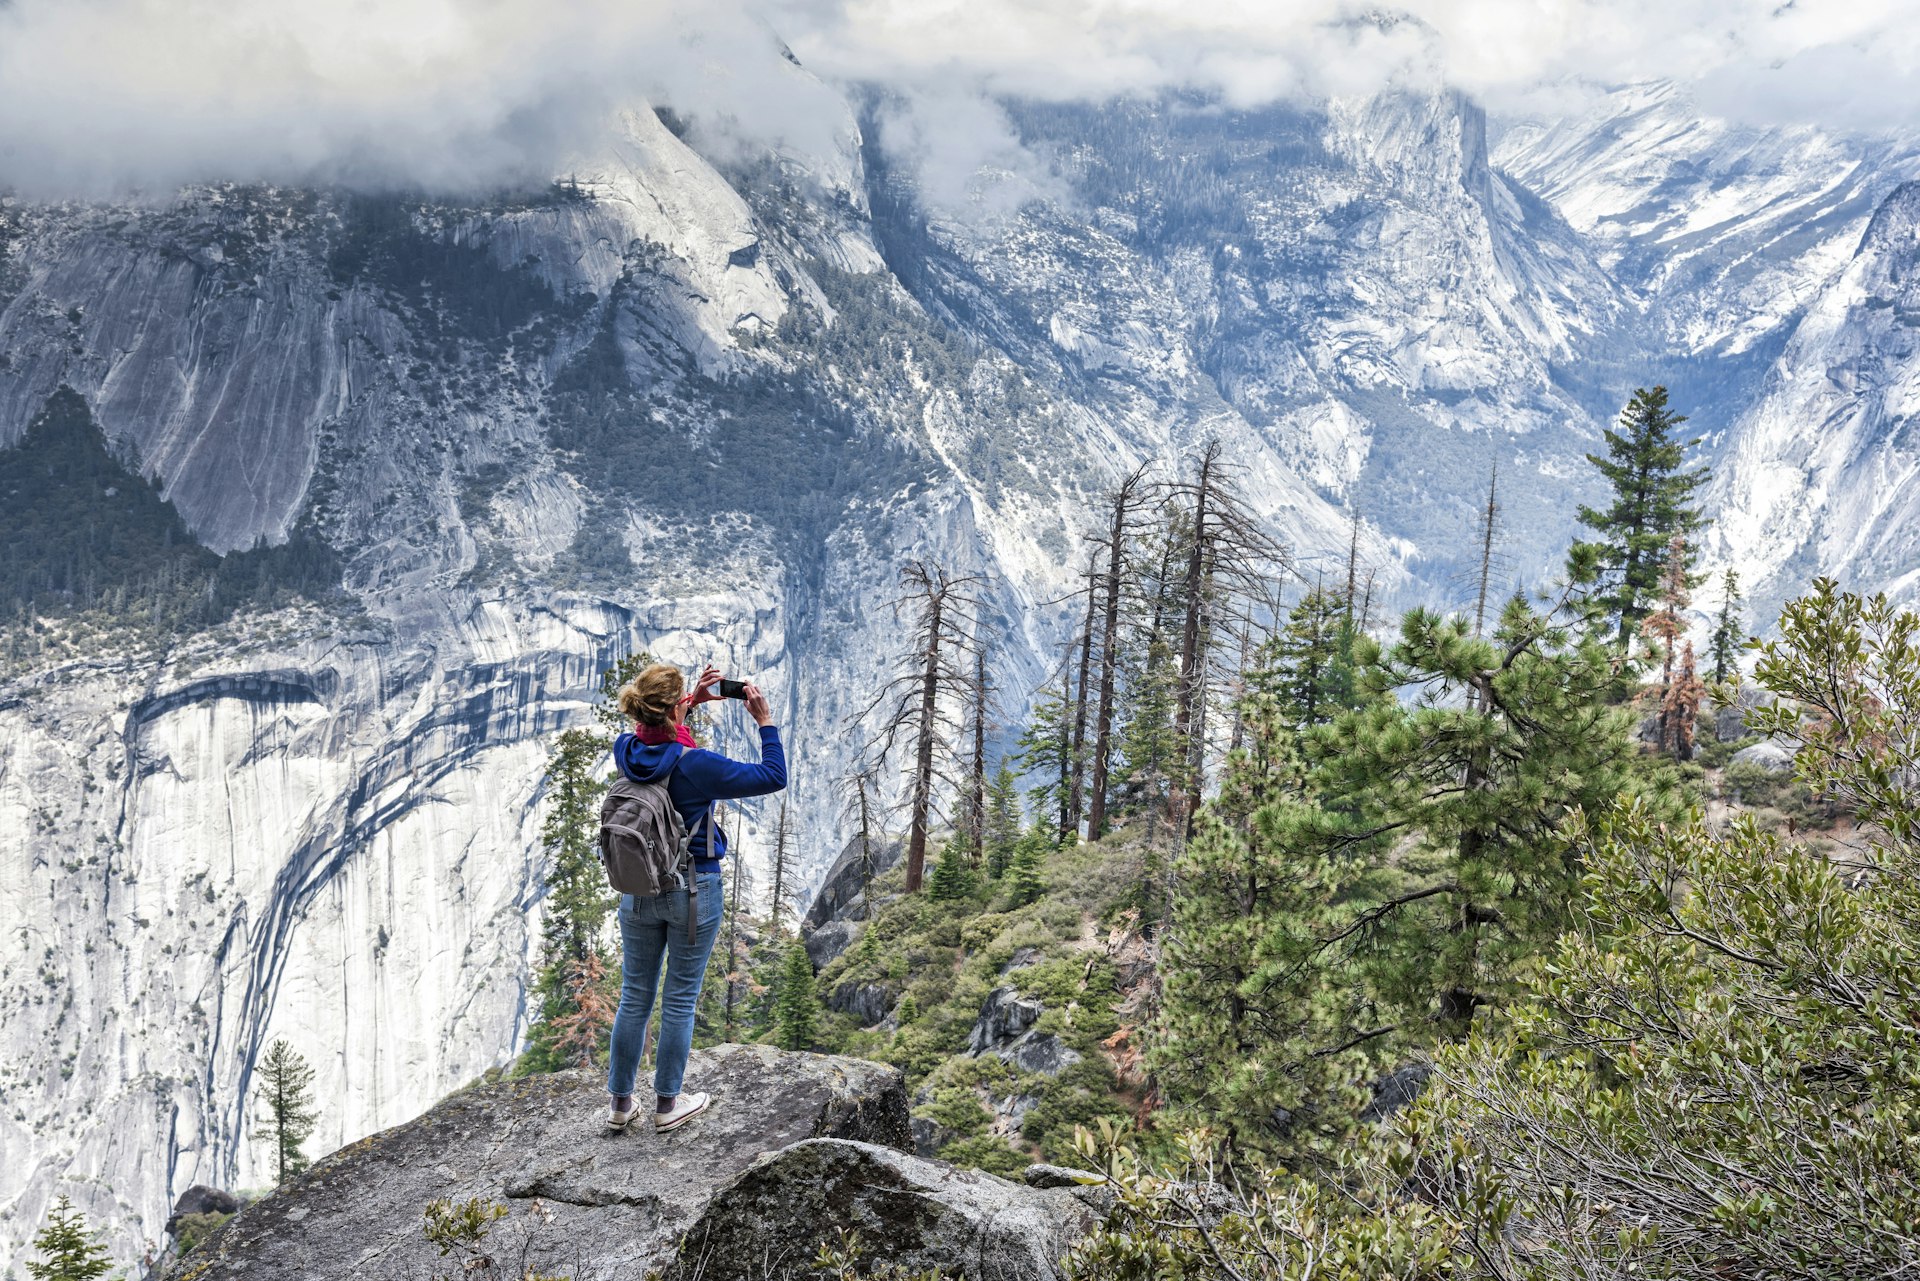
[612,725,787,871]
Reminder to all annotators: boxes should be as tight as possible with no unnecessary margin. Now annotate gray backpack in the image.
[598,758,708,943]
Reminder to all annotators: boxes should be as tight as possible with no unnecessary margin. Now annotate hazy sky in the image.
[0,0,1910,198]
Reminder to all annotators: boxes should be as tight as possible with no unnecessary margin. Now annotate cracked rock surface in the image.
[163,1045,912,1281]
[671,1138,1102,1281]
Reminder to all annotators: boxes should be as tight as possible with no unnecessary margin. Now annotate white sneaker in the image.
[653,1091,711,1132]
[607,1099,643,1131]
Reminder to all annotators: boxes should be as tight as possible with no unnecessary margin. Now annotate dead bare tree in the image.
[852,561,984,893]
[969,637,991,864]
[1167,440,1289,815]
[1086,464,1156,842]
[836,764,883,909]
[767,795,794,938]
[1066,549,1098,836]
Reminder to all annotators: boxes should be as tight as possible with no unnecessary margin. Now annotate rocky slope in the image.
[5,60,1920,1274]
[157,1044,1100,1281]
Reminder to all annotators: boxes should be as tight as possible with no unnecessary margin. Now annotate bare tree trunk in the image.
[1066,551,1097,837]
[1172,442,1219,823]
[1057,636,1076,843]
[1473,463,1499,640]
[970,641,987,865]
[905,586,945,893]
[855,772,876,905]
[1087,468,1147,842]
[769,797,790,938]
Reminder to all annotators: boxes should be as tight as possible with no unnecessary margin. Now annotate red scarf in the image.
[635,721,697,748]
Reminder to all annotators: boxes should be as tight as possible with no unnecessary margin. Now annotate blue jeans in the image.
[607,870,724,1100]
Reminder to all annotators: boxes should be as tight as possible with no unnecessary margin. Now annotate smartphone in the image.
[717,678,749,699]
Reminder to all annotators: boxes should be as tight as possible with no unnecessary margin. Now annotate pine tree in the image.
[928,839,977,901]
[1155,585,1676,1152]
[983,762,1022,878]
[1708,567,1745,684]
[251,1038,319,1185]
[538,728,612,963]
[26,1197,111,1281]
[1015,674,1075,839]
[1254,586,1360,733]
[1004,825,1048,908]
[1154,691,1333,1148]
[774,943,817,1051]
[1574,386,1710,651]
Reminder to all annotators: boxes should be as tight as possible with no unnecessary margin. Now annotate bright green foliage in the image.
[26,1197,112,1281]
[538,728,613,963]
[1109,634,1181,821]
[1015,678,1076,837]
[1155,589,1670,1151]
[1153,694,1358,1149]
[775,943,818,1051]
[171,1211,230,1257]
[1253,586,1362,732]
[983,763,1022,878]
[927,840,977,901]
[1573,385,1709,650]
[1003,826,1049,908]
[251,1038,319,1185]
[422,1197,507,1257]
[1708,566,1745,684]
[1382,580,1920,1277]
[1064,1126,1467,1281]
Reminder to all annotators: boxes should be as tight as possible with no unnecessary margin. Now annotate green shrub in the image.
[172,1211,231,1256]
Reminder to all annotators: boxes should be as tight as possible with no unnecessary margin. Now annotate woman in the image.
[606,662,786,1131]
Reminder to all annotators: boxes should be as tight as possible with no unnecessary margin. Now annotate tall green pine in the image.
[1709,568,1745,684]
[251,1038,319,1185]
[26,1197,112,1281]
[983,763,1022,879]
[1155,593,1676,1152]
[1574,386,1710,650]
[774,944,818,1051]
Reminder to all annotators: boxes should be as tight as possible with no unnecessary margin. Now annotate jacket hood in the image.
[615,735,686,784]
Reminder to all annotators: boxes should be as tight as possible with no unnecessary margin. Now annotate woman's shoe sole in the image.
[654,1099,710,1132]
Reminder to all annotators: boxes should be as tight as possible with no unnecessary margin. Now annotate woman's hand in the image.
[685,665,724,707]
[743,684,775,728]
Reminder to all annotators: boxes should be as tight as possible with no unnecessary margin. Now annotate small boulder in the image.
[999,946,1041,976]
[1006,1032,1082,1078]
[805,918,857,969]
[1023,1164,1106,1190]
[1358,1063,1432,1123]
[968,985,1043,1055]
[1732,739,1795,774]
[828,980,894,1027]
[673,1139,1098,1280]
[167,1186,242,1233]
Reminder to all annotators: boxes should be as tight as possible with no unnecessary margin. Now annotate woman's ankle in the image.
[656,1094,676,1114]
[611,1093,634,1112]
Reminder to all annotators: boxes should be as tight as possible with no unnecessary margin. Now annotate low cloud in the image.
[0,0,1911,201]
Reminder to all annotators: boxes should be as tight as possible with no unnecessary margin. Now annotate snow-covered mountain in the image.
[2,64,1917,1272]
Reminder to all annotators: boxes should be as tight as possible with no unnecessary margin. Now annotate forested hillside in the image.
[234,379,1916,1280]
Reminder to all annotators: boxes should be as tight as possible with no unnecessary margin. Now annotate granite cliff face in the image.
[3,64,1918,1274]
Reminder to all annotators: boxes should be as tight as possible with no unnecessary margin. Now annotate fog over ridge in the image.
[0,0,1912,199]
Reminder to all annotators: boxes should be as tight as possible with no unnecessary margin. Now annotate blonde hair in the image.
[618,663,684,727]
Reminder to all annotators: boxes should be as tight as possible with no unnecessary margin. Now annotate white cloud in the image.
[0,0,1910,199]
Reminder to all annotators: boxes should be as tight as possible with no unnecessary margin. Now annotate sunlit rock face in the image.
[0,67,1914,1273]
